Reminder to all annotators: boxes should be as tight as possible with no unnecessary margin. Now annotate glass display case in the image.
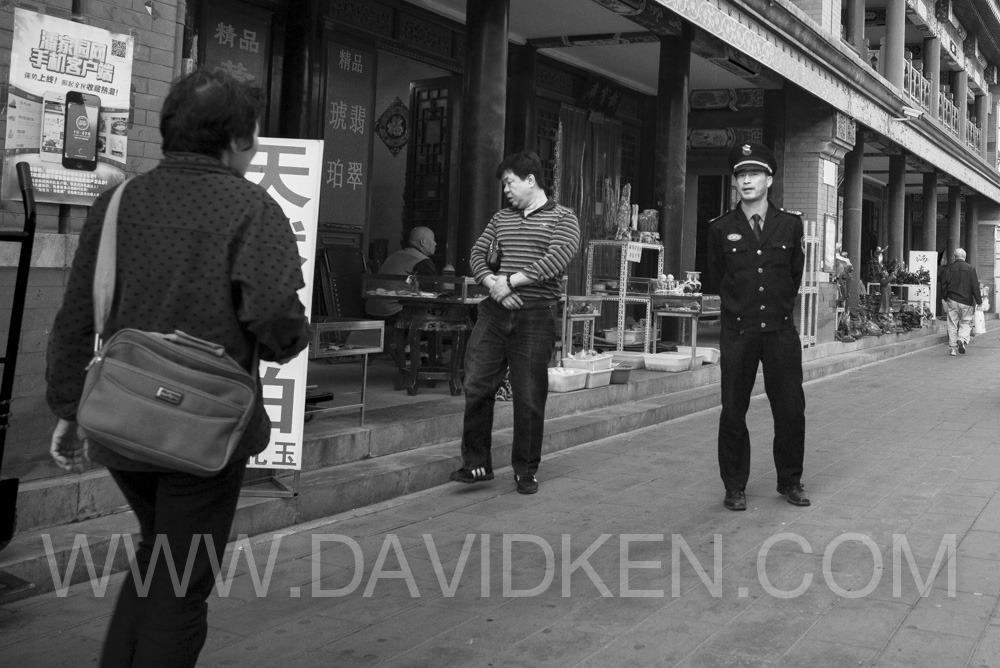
[308,317,385,425]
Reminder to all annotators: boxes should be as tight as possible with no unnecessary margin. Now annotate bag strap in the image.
[92,182,129,341]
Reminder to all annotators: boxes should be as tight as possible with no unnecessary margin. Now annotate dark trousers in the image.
[718,327,805,492]
[460,298,556,476]
[100,458,247,668]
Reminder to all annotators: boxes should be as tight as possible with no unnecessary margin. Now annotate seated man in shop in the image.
[365,226,439,326]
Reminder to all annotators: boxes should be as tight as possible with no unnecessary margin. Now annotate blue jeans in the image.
[460,298,557,476]
[718,327,805,492]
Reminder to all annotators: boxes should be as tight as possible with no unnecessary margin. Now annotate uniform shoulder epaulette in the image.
[708,211,727,224]
[780,208,803,216]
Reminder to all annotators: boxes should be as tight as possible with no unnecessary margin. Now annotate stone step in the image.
[0,323,961,597]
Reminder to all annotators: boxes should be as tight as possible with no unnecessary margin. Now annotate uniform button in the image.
[758,268,763,274]
[761,323,766,328]
[736,317,741,321]
[759,286,764,292]
[760,305,765,310]
[757,250,762,255]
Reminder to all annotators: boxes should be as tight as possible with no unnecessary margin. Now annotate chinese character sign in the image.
[320,40,375,227]
[245,138,323,472]
[2,8,134,205]
[909,250,938,312]
[203,3,271,86]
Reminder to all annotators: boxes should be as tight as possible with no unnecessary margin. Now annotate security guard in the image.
[706,141,808,511]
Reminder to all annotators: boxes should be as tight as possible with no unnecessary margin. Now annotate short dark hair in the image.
[495,150,546,192]
[160,69,263,158]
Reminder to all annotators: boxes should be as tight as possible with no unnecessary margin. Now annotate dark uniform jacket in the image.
[939,259,982,307]
[707,201,805,332]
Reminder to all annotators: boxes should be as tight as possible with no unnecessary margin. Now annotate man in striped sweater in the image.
[450,150,580,494]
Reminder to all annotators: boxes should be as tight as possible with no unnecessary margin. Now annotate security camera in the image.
[892,106,925,122]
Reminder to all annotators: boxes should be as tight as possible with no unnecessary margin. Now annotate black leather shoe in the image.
[724,489,746,511]
[777,483,810,506]
[515,474,538,495]
[450,466,494,484]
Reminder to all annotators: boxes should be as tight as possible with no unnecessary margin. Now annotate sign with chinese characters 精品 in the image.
[245,138,323,472]
[203,2,271,87]
[2,8,134,205]
[320,40,376,227]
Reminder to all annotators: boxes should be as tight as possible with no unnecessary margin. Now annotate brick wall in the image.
[782,88,845,343]
[1,0,179,482]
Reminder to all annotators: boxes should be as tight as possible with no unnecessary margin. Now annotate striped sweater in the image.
[470,199,580,302]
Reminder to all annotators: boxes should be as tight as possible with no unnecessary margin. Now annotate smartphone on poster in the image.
[39,91,64,162]
[63,91,100,171]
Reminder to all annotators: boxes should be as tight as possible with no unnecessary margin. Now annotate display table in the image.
[308,317,384,424]
[651,294,721,368]
[561,297,602,355]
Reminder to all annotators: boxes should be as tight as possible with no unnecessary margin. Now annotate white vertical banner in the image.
[908,250,937,311]
[245,138,322,471]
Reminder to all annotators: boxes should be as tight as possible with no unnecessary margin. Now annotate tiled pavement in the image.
[3,330,1000,667]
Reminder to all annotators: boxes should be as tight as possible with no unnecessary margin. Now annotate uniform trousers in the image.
[718,327,805,492]
[100,458,247,668]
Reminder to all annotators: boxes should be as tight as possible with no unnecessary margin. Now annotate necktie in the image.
[751,214,762,241]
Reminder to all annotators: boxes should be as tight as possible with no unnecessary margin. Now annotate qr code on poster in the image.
[111,39,127,58]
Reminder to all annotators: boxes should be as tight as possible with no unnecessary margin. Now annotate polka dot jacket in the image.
[46,152,312,470]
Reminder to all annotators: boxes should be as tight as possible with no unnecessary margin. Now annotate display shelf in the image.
[585,240,664,352]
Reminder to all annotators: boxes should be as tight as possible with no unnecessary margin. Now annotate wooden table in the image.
[391,296,480,396]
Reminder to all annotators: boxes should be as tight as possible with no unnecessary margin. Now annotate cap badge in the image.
[741,144,751,156]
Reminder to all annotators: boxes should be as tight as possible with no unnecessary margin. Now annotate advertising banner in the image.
[245,138,322,472]
[3,8,134,205]
[908,250,937,312]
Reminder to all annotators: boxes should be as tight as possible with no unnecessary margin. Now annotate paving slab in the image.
[6,329,1000,667]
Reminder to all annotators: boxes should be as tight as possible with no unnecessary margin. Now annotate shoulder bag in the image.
[75,182,259,476]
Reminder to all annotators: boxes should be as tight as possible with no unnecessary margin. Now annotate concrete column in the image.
[887,153,906,261]
[456,0,509,275]
[954,70,968,143]
[843,142,864,271]
[976,93,990,156]
[921,171,938,252]
[654,27,692,276]
[947,185,962,258]
[977,199,1000,307]
[845,0,867,55]
[883,0,906,90]
[965,195,979,263]
[923,37,940,119]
